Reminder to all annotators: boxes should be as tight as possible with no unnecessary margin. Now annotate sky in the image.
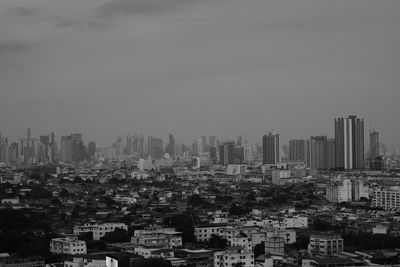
[0,0,399,147]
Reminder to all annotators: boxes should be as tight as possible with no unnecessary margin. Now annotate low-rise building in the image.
[73,223,128,240]
[372,188,400,210]
[214,246,254,267]
[50,236,87,255]
[0,256,45,267]
[308,232,343,256]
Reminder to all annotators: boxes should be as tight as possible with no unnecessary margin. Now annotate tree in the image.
[206,234,227,249]
[101,228,130,243]
[59,189,70,198]
[26,186,52,199]
[187,194,205,206]
[164,213,195,243]
[254,242,265,258]
[131,258,172,267]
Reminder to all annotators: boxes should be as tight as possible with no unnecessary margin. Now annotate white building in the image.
[227,165,248,175]
[132,225,182,249]
[308,232,343,256]
[73,223,128,241]
[271,170,291,185]
[214,246,254,267]
[325,179,352,203]
[64,256,107,267]
[194,224,234,243]
[50,236,86,255]
[138,159,154,171]
[372,188,400,210]
[283,216,308,229]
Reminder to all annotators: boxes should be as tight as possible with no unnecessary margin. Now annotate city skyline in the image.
[1,0,400,148]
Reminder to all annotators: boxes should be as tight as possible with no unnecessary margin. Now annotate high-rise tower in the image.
[262,133,280,164]
[335,115,364,169]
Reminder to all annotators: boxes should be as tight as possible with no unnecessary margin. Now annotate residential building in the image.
[289,140,305,162]
[372,188,400,210]
[308,232,343,256]
[73,223,128,241]
[271,170,291,185]
[325,179,352,203]
[214,246,254,267]
[0,256,45,267]
[50,236,87,255]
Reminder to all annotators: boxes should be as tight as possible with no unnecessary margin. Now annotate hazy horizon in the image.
[1,0,399,148]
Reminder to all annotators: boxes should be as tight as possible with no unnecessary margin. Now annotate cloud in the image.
[0,42,35,57]
[54,17,108,31]
[6,7,38,17]
[93,0,215,19]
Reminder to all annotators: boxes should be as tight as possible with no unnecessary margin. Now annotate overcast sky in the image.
[0,0,399,147]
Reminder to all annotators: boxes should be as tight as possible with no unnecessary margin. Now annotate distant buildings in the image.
[335,115,364,169]
[262,133,280,165]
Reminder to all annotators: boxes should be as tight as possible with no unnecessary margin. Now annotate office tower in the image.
[306,136,328,170]
[335,115,364,169]
[209,136,216,149]
[219,141,235,165]
[61,136,73,162]
[8,142,19,163]
[26,128,31,140]
[131,134,139,154]
[201,136,207,149]
[210,146,217,162]
[196,138,203,156]
[236,135,242,147]
[369,131,379,159]
[71,133,84,162]
[39,135,50,163]
[165,133,175,158]
[288,140,305,162]
[0,136,8,163]
[234,146,244,163]
[51,132,55,144]
[49,132,57,163]
[88,141,96,160]
[40,135,50,146]
[147,136,163,159]
[138,135,145,156]
[113,135,123,158]
[327,138,336,170]
[125,134,132,155]
[262,133,280,164]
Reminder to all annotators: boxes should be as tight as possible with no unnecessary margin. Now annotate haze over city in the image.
[1,0,399,147]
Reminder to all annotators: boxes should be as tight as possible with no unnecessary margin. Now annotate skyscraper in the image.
[369,131,379,159]
[219,141,235,165]
[288,139,305,162]
[335,115,364,169]
[88,141,96,160]
[306,136,328,170]
[165,133,175,158]
[262,133,280,164]
[61,135,73,163]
